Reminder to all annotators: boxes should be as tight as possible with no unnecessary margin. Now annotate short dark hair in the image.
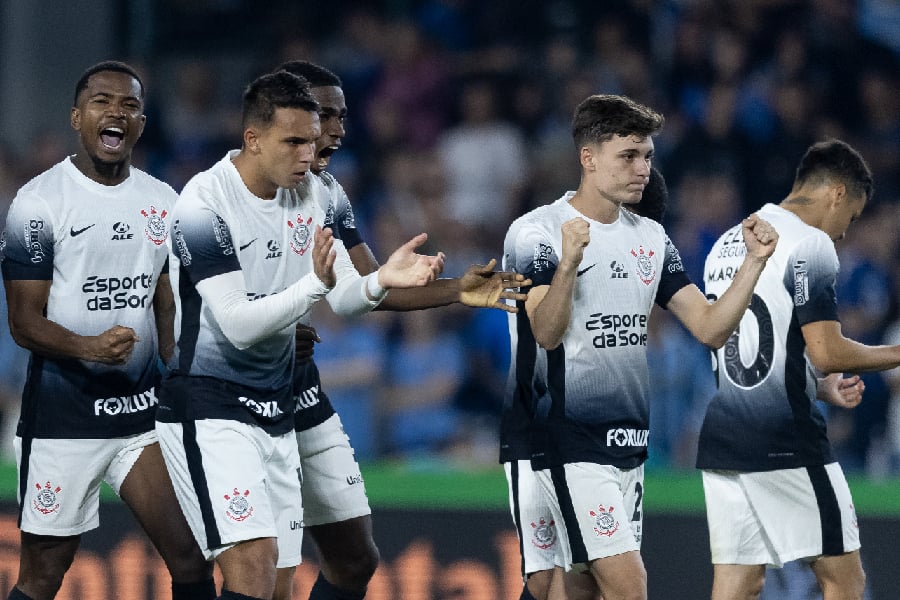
[241,71,319,130]
[572,94,664,150]
[630,167,668,224]
[276,60,342,88]
[794,139,874,203]
[74,60,144,105]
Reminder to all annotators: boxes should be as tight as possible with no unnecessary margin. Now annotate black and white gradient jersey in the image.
[698,203,838,471]
[501,193,691,469]
[0,157,174,439]
[160,151,379,435]
[292,171,363,433]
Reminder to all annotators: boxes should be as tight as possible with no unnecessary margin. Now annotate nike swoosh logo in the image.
[239,238,258,251]
[70,224,96,237]
[576,263,596,277]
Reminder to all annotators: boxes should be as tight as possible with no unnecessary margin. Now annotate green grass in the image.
[3,459,900,515]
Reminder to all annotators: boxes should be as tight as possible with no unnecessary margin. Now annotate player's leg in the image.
[587,551,645,600]
[156,419,302,600]
[11,437,115,600]
[12,532,80,600]
[536,463,646,600]
[116,437,215,599]
[307,516,379,595]
[505,460,564,600]
[555,569,599,600]
[711,564,766,600]
[298,415,378,599]
[810,551,865,600]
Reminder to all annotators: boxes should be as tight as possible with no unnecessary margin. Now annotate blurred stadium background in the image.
[1,1,900,598]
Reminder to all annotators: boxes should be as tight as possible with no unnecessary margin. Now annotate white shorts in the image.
[702,463,861,568]
[15,431,155,536]
[505,460,562,577]
[297,414,371,527]
[535,462,644,571]
[156,419,303,568]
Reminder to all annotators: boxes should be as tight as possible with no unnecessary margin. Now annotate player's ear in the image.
[579,145,595,171]
[70,107,81,131]
[244,127,260,153]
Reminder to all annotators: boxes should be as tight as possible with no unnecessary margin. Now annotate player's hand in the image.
[561,217,590,271]
[89,325,139,365]
[312,225,337,288]
[817,373,864,409]
[295,324,320,363]
[459,259,531,313]
[377,233,445,289]
[742,214,778,261]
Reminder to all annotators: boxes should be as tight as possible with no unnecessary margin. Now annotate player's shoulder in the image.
[13,158,70,202]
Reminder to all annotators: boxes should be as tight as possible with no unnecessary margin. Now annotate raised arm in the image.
[527,217,589,350]
[668,214,777,348]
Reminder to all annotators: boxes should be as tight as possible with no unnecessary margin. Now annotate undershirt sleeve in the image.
[196,270,331,350]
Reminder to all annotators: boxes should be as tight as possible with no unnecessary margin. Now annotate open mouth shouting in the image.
[314,144,340,172]
[100,126,126,151]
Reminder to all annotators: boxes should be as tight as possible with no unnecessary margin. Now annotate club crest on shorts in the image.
[288,214,313,255]
[631,246,656,285]
[224,488,254,522]
[589,504,619,537]
[32,481,62,515]
[530,517,557,550]
[140,205,169,246]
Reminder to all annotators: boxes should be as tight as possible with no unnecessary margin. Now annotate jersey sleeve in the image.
[655,234,692,308]
[329,178,364,249]
[1,190,55,281]
[783,233,840,325]
[504,219,558,287]
[170,205,242,285]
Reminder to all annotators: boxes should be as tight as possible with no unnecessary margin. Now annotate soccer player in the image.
[1,61,215,600]
[698,139,896,600]
[276,60,529,600]
[502,94,778,600]
[154,71,443,600]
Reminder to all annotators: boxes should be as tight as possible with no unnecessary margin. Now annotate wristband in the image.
[366,272,388,300]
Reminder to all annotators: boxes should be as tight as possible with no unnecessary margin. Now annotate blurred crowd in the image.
[1,0,899,474]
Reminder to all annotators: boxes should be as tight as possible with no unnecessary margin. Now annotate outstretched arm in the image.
[668,214,777,348]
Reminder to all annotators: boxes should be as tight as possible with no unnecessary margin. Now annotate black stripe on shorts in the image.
[182,422,220,549]
[550,465,589,565]
[509,461,526,579]
[16,436,32,528]
[807,464,844,556]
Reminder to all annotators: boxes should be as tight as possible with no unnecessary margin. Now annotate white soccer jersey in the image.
[698,203,838,471]
[501,194,691,469]
[159,151,375,435]
[0,157,174,439]
[319,171,363,250]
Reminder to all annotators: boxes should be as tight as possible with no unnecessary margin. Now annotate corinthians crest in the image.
[530,517,557,550]
[288,214,313,255]
[141,205,169,246]
[33,481,62,515]
[630,246,656,285]
[590,504,619,537]
[224,488,254,522]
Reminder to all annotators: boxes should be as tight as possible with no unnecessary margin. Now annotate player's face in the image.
[70,70,146,165]
[310,85,347,174]
[586,134,653,205]
[255,107,320,191]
